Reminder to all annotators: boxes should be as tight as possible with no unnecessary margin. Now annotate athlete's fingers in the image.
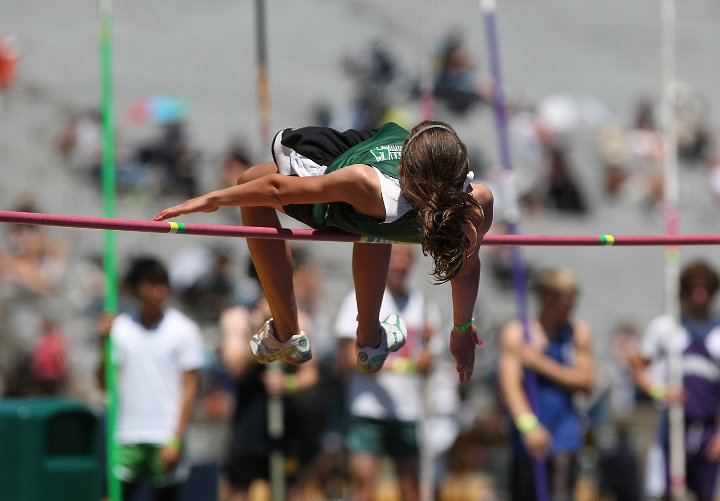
[456,350,474,383]
[155,205,183,221]
[472,330,484,346]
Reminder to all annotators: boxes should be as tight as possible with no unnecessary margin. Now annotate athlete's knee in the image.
[240,205,275,217]
[236,168,252,185]
[240,205,281,227]
[237,162,278,185]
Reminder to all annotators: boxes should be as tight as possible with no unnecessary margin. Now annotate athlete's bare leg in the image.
[238,162,299,341]
[352,242,391,348]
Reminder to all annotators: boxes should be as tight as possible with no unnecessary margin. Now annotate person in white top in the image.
[335,244,446,501]
[100,256,204,501]
[633,260,720,501]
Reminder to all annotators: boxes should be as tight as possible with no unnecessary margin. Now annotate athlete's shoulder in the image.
[329,163,377,183]
[379,121,409,133]
[373,121,410,141]
[470,182,494,205]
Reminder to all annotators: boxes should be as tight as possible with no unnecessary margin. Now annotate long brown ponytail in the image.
[400,120,484,283]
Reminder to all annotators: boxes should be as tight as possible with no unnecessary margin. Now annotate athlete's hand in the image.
[154,194,219,221]
[449,325,483,383]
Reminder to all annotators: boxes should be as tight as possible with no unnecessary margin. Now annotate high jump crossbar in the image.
[1,210,719,246]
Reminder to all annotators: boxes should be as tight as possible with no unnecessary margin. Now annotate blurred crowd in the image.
[2,29,720,501]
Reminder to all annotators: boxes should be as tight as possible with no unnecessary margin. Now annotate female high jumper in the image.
[155,120,494,382]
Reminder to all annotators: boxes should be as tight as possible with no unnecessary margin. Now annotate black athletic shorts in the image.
[271,126,375,229]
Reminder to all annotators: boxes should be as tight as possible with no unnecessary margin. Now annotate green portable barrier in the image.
[0,398,102,501]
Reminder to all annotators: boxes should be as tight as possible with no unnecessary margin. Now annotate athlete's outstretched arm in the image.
[154,163,384,221]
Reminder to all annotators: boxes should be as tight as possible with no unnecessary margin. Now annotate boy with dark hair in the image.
[100,256,205,501]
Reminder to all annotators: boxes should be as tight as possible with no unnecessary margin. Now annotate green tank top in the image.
[311,122,421,243]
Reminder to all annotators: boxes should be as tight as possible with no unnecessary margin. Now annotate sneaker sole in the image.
[250,335,312,365]
[356,315,408,373]
[381,314,408,352]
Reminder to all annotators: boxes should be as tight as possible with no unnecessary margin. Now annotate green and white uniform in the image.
[272,122,421,243]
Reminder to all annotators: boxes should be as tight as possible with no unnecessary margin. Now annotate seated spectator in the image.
[337,39,415,131]
[544,145,588,215]
[626,98,664,208]
[181,247,237,326]
[29,314,68,396]
[3,223,69,296]
[55,109,102,177]
[676,83,714,165]
[1,195,70,357]
[3,314,68,397]
[708,155,720,206]
[596,125,631,198]
[0,34,19,107]
[3,221,69,308]
[220,141,253,189]
[67,254,106,317]
[434,32,489,115]
[136,120,199,198]
[2,194,70,298]
[55,109,153,194]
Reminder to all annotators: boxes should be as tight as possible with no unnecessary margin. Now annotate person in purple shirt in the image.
[633,259,720,501]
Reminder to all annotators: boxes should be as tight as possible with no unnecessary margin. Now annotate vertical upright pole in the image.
[255,2,285,500]
[419,0,435,122]
[661,1,685,499]
[99,1,120,500]
[255,0,271,147]
[418,4,435,501]
[266,365,286,501]
[479,1,549,500]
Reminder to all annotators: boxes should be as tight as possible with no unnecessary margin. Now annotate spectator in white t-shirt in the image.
[335,244,450,501]
[99,256,204,501]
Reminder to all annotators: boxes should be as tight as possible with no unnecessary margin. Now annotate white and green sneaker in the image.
[356,313,408,373]
[250,319,313,365]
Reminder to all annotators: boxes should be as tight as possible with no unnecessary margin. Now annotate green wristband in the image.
[453,318,474,331]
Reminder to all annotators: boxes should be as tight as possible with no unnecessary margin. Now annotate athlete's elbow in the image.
[457,254,480,280]
[267,178,289,206]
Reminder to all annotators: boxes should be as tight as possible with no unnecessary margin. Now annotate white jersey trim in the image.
[372,167,413,223]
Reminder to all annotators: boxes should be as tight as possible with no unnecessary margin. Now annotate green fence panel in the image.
[0,398,102,501]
